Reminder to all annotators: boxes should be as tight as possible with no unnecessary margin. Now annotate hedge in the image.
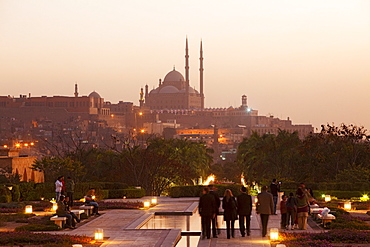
[169,184,246,198]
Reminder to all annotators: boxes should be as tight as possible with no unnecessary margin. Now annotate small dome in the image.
[179,86,199,94]
[88,91,101,98]
[159,85,180,94]
[163,69,185,82]
[149,88,159,94]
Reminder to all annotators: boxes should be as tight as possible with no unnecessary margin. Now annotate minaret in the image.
[139,88,144,108]
[74,83,78,97]
[185,37,190,109]
[199,40,204,109]
[145,84,149,103]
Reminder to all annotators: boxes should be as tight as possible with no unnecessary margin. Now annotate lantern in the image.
[270,228,279,240]
[344,201,351,210]
[52,202,58,211]
[95,228,104,241]
[151,197,157,205]
[325,195,331,202]
[25,205,33,214]
[144,201,150,208]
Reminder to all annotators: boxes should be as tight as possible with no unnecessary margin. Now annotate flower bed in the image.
[98,201,143,210]
[279,230,370,247]
[0,231,93,246]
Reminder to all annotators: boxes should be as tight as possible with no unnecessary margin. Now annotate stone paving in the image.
[1,196,322,247]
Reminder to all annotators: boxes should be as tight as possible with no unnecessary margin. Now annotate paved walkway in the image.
[40,196,321,247]
[0,197,323,246]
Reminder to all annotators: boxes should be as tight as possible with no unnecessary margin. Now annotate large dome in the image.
[88,91,101,98]
[159,85,180,93]
[163,69,185,82]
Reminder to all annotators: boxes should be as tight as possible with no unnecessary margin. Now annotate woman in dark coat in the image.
[222,189,238,239]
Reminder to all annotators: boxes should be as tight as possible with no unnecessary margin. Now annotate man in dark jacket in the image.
[208,184,220,237]
[199,187,216,239]
[56,195,74,229]
[270,178,280,215]
[257,185,274,237]
[237,186,252,236]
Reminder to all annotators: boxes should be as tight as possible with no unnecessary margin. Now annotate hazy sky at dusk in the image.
[1,0,370,130]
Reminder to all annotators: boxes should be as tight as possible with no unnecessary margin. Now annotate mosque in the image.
[140,38,204,110]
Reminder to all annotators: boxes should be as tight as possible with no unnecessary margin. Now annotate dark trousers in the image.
[225,220,235,239]
[201,215,212,239]
[239,214,251,236]
[281,213,287,228]
[260,214,270,237]
[211,215,218,237]
[58,213,73,227]
[286,208,296,226]
[66,192,74,207]
[273,196,278,214]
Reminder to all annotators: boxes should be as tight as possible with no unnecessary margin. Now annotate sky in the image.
[1,0,370,131]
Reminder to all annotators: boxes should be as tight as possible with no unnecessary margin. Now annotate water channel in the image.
[140,210,225,247]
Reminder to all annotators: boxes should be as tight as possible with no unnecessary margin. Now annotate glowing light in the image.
[344,201,351,210]
[30,142,34,146]
[52,202,58,211]
[140,129,145,133]
[254,197,258,204]
[24,143,29,147]
[3,145,8,148]
[92,195,96,200]
[321,194,325,198]
[50,198,56,203]
[151,197,157,205]
[325,195,331,202]
[138,112,143,116]
[110,114,114,117]
[40,197,44,201]
[144,201,150,208]
[361,194,369,202]
[15,143,21,148]
[123,196,126,199]
[202,174,215,186]
[270,228,279,240]
[94,228,104,241]
[80,198,86,202]
[25,205,33,214]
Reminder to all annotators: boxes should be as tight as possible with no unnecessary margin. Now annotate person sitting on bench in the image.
[85,188,100,216]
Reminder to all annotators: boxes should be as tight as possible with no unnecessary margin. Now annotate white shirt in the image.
[55,180,63,192]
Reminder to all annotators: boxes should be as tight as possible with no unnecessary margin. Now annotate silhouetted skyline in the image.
[1,1,370,130]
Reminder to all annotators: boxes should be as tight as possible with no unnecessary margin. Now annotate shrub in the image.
[169,184,244,198]
[15,223,60,231]
[108,188,145,198]
[0,187,12,203]
[0,231,93,245]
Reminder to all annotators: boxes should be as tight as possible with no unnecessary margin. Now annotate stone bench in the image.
[318,213,336,227]
[50,215,67,228]
[71,209,85,220]
[79,205,94,217]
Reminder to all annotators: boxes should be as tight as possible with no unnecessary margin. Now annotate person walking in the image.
[199,187,216,239]
[66,177,75,207]
[222,189,238,239]
[237,186,252,237]
[256,185,274,237]
[208,184,220,238]
[270,179,280,215]
[55,176,63,202]
[286,192,297,230]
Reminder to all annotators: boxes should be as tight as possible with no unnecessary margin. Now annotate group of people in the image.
[199,185,252,239]
[199,180,315,239]
[55,176,75,206]
[280,183,315,230]
[55,176,100,228]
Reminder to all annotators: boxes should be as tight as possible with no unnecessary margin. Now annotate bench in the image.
[318,213,336,227]
[71,209,85,220]
[79,205,94,217]
[50,216,67,228]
